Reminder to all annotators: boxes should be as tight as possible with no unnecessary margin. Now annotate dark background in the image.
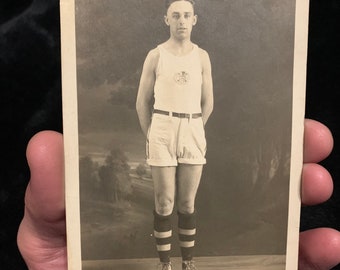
[0,0,339,269]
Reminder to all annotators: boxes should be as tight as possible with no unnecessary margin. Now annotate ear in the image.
[164,15,170,26]
[192,15,198,26]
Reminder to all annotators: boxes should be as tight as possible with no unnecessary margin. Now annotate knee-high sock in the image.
[178,211,196,261]
[154,210,172,263]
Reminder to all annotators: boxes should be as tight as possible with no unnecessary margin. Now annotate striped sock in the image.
[178,211,196,261]
[154,210,172,263]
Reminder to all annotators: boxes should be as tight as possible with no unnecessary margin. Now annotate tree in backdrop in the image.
[135,163,147,180]
[79,156,100,200]
[98,148,132,203]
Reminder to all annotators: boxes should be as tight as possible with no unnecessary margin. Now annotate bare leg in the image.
[176,164,203,214]
[176,164,203,265]
[151,166,176,265]
[152,166,177,215]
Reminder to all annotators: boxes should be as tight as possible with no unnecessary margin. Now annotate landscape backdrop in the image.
[73,0,296,261]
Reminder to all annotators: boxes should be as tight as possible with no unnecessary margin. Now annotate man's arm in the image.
[200,49,214,126]
[136,49,159,137]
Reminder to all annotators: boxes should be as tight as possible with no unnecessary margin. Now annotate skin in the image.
[136,0,213,217]
[152,165,203,215]
[136,1,213,135]
[164,1,197,44]
[17,131,67,270]
[16,2,340,269]
[17,119,340,270]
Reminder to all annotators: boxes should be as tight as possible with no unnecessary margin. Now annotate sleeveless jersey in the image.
[153,44,203,113]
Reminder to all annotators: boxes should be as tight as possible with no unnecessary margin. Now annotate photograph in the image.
[60,0,309,269]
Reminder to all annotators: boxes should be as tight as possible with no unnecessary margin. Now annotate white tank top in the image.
[153,44,202,113]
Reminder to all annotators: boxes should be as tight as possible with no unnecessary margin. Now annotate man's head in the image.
[164,0,197,41]
[165,0,195,12]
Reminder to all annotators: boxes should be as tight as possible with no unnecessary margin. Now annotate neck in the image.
[167,37,193,51]
[172,34,191,44]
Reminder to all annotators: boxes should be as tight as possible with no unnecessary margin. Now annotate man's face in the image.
[165,1,197,40]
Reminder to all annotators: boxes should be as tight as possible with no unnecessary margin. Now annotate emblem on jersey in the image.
[174,71,190,85]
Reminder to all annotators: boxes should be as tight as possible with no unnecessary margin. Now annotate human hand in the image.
[299,119,340,269]
[17,119,340,270]
[17,131,66,270]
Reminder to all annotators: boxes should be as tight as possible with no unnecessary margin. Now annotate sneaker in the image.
[182,260,197,270]
[158,262,172,270]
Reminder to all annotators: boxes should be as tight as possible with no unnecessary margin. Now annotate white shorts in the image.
[146,113,207,166]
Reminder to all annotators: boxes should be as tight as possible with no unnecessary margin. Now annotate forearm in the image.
[201,98,213,126]
[199,49,213,126]
[136,103,152,137]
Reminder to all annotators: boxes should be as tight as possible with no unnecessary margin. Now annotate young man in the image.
[136,0,213,269]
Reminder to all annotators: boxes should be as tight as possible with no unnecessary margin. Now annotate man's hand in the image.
[17,119,340,270]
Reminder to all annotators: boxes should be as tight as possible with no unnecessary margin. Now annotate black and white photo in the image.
[60,0,309,269]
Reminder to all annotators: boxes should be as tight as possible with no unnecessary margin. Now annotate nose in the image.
[179,15,185,24]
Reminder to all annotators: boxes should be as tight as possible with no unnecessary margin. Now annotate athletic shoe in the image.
[158,262,172,270]
[182,260,197,270]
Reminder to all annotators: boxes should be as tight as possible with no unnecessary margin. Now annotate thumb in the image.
[17,131,67,270]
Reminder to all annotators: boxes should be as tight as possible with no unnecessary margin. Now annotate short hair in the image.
[165,0,195,11]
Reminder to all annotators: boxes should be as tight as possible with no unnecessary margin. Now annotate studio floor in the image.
[83,255,285,270]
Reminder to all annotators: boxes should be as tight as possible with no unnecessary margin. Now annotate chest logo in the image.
[174,71,190,85]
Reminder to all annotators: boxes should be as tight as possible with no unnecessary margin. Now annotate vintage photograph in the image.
[60,0,309,269]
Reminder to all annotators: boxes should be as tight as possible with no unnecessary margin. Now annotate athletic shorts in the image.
[146,112,207,166]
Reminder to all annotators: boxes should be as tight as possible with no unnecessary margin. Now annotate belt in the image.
[153,109,202,119]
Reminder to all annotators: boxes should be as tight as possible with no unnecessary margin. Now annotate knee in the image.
[155,195,174,216]
[177,199,195,214]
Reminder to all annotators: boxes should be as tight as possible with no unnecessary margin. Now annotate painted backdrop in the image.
[74,0,295,260]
